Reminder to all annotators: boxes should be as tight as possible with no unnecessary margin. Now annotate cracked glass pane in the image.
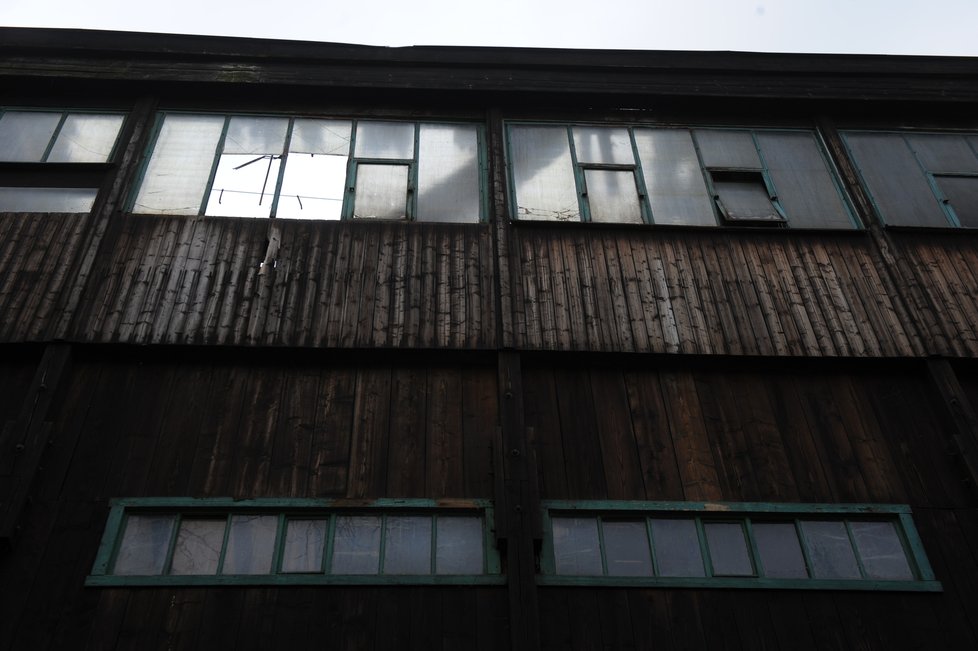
[704,522,753,576]
[435,516,483,575]
[355,121,415,160]
[552,517,602,576]
[281,519,328,573]
[47,114,125,162]
[205,154,282,218]
[352,163,409,219]
[850,521,914,580]
[277,153,347,220]
[417,123,480,223]
[112,514,175,576]
[602,520,653,577]
[510,125,579,221]
[289,119,352,156]
[754,522,808,579]
[222,116,288,155]
[0,187,97,212]
[384,516,432,575]
[223,514,278,575]
[170,518,226,575]
[331,516,381,574]
[801,521,861,579]
[650,519,705,577]
[0,111,61,161]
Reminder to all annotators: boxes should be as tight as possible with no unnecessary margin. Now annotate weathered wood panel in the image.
[509,228,926,357]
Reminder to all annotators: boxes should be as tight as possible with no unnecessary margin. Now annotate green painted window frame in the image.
[129,112,488,223]
[0,107,128,164]
[539,501,940,592]
[88,498,502,586]
[504,122,857,229]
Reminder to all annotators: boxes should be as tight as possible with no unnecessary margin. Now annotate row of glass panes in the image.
[112,511,486,577]
[549,515,916,581]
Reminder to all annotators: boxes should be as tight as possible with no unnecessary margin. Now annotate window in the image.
[844,131,978,227]
[0,109,126,212]
[131,113,485,223]
[87,498,501,586]
[540,501,939,591]
[506,124,855,229]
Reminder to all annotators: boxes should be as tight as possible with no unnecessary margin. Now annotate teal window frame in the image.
[540,501,940,592]
[505,122,857,229]
[0,107,127,164]
[88,498,502,586]
[129,112,488,223]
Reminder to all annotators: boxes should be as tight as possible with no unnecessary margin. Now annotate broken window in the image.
[132,113,483,223]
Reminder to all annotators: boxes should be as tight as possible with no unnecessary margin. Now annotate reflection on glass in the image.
[0,111,61,161]
[552,517,602,576]
[584,169,643,224]
[602,520,653,577]
[937,176,978,227]
[573,127,634,165]
[704,522,753,576]
[850,521,914,580]
[205,154,282,218]
[112,515,175,576]
[47,114,125,162]
[754,522,808,579]
[277,154,346,220]
[650,519,705,577]
[384,516,432,575]
[222,116,288,155]
[223,515,277,575]
[633,128,716,226]
[355,121,415,159]
[353,164,409,219]
[435,517,484,575]
[0,187,97,212]
[510,125,579,221]
[331,516,381,574]
[170,518,226,575]
[281,519,328,573]
[801,521,860,579]
[417,124,480,223]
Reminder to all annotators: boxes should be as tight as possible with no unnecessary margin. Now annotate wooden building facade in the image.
[1,28,978,649]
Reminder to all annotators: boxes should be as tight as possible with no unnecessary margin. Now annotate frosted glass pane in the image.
[844,132,948,227]
[205,154,281,218]
[714,175,782,222]
[281,519,328,573]
[573,126,634,164]
[756,132,853,229]
[0,187,97,212]
[223,515,277,575]
[113,515,175,575]
[170,518,226,575]
[754,522,808,578]
[704,522,753,576]
[133,114,224,215]
[290,119,351,155]
[417,123,480,223]
[850,521,914,580]
[331,516,381,574]
[634,128,715,226]
[353,163,408,219]
[695,130,762,169]
[937,176,978,227]
[47,114,125,162]
[552,517,602,576]
[0,111,61,161]
[277,153,346,220]
[223,116,288,155]
[584,169,643,224]
[384,516,432,575]
[602,520,652,577]
[801,521,860,579]
[436,517,484,575]
[510,125,579,221]
[908,134,978,174]
[650,519,705,577]
[355,121,415,159]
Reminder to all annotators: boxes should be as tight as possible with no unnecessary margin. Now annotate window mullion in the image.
[268,119,294,219]
[162,513,182,575]
[566,125,589,222]
[40,112,69,163]
[409,122,420,221]
[215,513,233,575]
[695,517,714,578]
[323,514,337,575]
[200,115,231,217]
[743,517,762,578]
[596,517,609,577]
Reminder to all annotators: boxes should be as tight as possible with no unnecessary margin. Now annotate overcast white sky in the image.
[3,0,978,55]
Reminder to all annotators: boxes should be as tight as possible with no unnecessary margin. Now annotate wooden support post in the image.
[925,358,978,497]
[0,344,72,549]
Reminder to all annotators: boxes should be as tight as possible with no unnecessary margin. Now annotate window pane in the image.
[47,114,125,162]
[384,516,432,575]
[289,119,352,155]
[331,516,381,574]
[573,126,634,164]
[353,163,409,219]
[355,121,415,159]
[844,133,948,227]
[695,130,762,169]
[634,128,715,226]
[223,515,277,575]
[936,176,978,227]
[0,111,61,161]
[169,518,226,575]
[417,123,480,223]
[277,153,346,220]
[908,134,978,174]
[756,132,853,229]
[584,169,643,224]
[650,519,705,577]
[205,154,282,218]
[112,515,175,576]
[713,175,782,222]
[222,116,288,155]
[0,187,97,212]
[850,521,914,580]
[754,522,808,578]
[704,522,753,576]
[552,517,602,576]
[602,520,652,577]
[133,114,225,215]
[801,521,860,579]
[435,516,484,575]
[510,125,580,221]
[281,519,328,573]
